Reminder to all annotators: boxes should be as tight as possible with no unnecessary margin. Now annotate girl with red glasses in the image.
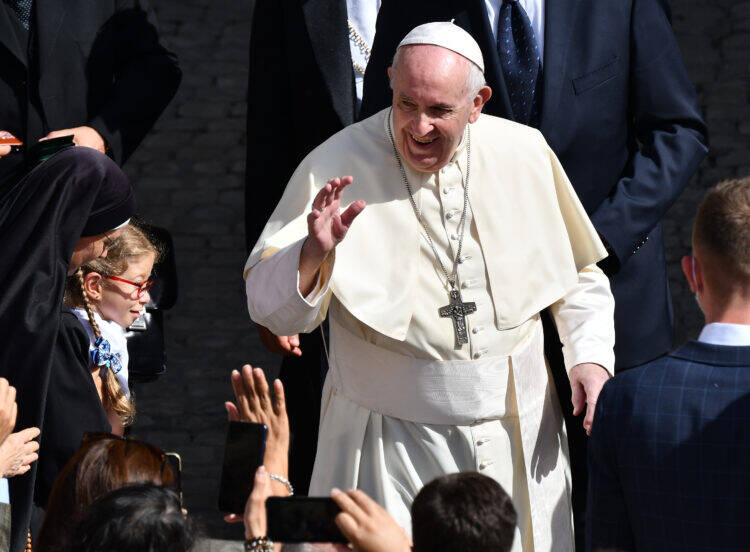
[64,224,159,435]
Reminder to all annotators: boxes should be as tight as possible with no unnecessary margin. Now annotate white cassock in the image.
[244,108,615,551]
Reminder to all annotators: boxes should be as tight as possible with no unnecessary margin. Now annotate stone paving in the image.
[121,0,750,540]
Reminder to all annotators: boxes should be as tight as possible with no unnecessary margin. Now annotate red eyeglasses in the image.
[107,276,154,298]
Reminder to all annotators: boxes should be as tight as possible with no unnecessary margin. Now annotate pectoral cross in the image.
[439,287,477,348]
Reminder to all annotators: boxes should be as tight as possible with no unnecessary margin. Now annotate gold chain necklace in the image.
[347,20,372,75]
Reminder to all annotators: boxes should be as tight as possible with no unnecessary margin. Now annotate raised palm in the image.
[306,176,366,258]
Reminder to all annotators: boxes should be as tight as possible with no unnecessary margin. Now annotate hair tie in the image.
[90,336,123,374]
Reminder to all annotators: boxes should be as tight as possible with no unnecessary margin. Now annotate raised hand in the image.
[225,365,289,488]
[299,177,365,296]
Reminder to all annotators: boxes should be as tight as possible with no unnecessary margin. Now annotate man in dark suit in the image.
[0,0,181,169]
[359,2,708,544]
[587,177,750,551]
[245,0,380,495]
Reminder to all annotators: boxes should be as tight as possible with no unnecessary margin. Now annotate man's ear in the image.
[83,272,104,301]
[468,85,492,123]
[681,255,702,293]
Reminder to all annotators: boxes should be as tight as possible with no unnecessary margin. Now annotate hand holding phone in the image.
[266,496,347,543]
[218,421,268,514]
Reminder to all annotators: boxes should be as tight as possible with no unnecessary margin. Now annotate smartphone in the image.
[266,497,347,543]
[217,421,267,513]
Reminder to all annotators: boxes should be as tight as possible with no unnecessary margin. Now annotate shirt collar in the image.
[698,322,750,346]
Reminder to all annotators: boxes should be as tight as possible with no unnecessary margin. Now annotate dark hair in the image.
[66,484,197,552]
[37,437,177,552]
[411,472,517,552]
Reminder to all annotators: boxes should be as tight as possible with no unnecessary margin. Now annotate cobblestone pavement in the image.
[122,0,750,539]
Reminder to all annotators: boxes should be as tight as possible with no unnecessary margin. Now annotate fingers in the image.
[331,488,366,521]
[242,365,262,416]
[272,379,286,418]
[571,379,585,417]
[345,489,379,516]
[224,513,243,523]
[312,177,355,213]
[339,200,366,228]
[9,401,16,432]
[18,427,40,442]
[225,402,240,422]
[231,368,252,421]
[584,402,595,435]
[254,368,271,414]
[333,511,359,542]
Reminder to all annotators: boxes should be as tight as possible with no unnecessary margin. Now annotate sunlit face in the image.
[68,227,125,275]
[389,45,490,173]
[96,253,155,328]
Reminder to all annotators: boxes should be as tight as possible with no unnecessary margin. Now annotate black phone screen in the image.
[266,497,347,543]
[217,421,267,513]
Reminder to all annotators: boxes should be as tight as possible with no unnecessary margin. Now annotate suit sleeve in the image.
[245,0,295,252]
[589,0,708,270]
[586,383,635,551]
[87,0,182,165]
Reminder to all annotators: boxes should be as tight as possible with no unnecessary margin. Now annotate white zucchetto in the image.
[397,21,485,73]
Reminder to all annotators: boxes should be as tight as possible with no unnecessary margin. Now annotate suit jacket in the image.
[360,0,709,368]
[0,0,181,167]
[245,0,355,251]
[587,340,750,551]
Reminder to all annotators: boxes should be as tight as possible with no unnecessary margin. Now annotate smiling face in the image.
[389,45,491,173]
[91,252,156,328]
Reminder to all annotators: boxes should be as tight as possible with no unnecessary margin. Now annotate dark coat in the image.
[360,0,709,369]
[245,0,354,494]
[245,0,355,251]
[587,339,750,551]
[0,0,181,167]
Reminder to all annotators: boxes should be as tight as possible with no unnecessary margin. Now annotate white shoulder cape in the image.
[244,108,606,341]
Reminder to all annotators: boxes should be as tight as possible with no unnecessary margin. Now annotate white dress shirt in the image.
[698,322,750,346]
[346,0,381,111]
[484,0,545,57]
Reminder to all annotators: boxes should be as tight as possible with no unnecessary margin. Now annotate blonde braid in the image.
[77,268,101,339]
[76,268,136,426]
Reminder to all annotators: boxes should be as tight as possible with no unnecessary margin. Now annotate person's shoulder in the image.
[295,109,391,169]
[59,309,92,353]
[472,114,549,157]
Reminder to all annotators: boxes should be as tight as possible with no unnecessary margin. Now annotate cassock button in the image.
[461,279,474,289]
[442,187,452,195]
[458,254,471,263]
[472,326,483,334]
[446,209,460,220]
[476,437,490,446]
[450,233,459,241]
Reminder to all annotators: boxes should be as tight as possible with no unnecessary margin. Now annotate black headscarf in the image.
[0,147,136,552]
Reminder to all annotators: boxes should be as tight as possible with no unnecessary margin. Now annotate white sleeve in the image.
[549,264,615,376]
[245,238,333,335]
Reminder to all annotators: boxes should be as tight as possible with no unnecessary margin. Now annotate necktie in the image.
[8,0,32,29]
[497,0,543,127]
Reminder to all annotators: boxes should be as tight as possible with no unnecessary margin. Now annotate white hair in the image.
[389,46,486,100]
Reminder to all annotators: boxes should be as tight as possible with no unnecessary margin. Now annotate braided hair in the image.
[65,224,160,427]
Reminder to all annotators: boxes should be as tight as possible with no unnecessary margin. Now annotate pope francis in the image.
[244,22,615,551]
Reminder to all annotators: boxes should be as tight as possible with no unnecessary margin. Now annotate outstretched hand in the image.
[225,365,289,497]
[569,362,610,435]
[299,177,365,296]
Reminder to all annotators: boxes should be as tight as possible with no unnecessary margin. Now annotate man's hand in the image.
[0,427,40,478]
[256,324,301,357]
[299,176,365,296]
[569,363,611,435]
[41,126,106,153]
[225,365,289,485]
[332,488,412,552]
[0,379,17,445]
